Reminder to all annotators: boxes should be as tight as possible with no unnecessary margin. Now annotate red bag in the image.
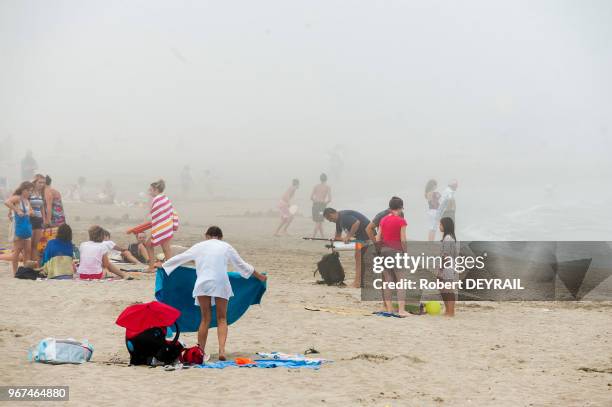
[180,346,204,364]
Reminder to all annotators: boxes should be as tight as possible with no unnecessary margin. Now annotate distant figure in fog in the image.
[274,179,299,237]
[425,179,441,241]
[438,180,458,224]
[21,150,37,182]
[97,180,115,204]
[310,173,332,238]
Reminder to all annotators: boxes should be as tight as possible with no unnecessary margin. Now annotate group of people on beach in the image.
[274,173,332,237]
[273,175,460,316]
[2,174,65,274]
[322,191,458,316]
[2,172,263,361]
[2,176,179,278]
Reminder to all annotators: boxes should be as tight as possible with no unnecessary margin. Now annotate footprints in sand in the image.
[345,353,425,364]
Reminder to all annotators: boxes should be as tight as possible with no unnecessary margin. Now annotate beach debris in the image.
[578,366,612,374]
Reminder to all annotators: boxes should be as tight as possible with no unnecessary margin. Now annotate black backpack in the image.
[15,267,41,280]
[315,252,345,285]
[126,323,183,366]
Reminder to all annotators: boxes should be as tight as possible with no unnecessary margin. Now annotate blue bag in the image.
[14,201,32,239]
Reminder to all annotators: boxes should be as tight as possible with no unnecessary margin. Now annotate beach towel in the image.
[195,359,323,370]
[154,266,266,331]
[37,227,58,254]
[41,238,73,266]
[150,194,179,246]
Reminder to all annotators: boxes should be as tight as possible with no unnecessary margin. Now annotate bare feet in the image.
[218,354,226,361]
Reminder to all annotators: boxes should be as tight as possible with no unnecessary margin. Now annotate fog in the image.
[1,0,611,239]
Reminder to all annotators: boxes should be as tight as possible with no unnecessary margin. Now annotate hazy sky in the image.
[1,0,611,200]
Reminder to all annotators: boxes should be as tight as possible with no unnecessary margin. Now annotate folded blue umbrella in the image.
[154,267,267,331]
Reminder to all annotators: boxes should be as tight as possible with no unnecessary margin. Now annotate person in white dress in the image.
[162,226,267,361]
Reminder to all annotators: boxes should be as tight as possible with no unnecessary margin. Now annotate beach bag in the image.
[29,338,93,364]
[14,202,32,240]
[15,266,40,280]
[315,252,345,285]
[126,324,182,366]
[180,345,204,365]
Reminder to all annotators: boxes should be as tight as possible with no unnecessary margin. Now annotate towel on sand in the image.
[195,359,322,369]
[154,266,266,331]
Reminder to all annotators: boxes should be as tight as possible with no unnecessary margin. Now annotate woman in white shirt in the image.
[162,226,267,362]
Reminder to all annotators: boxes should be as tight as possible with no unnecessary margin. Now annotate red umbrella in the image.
[116,301,180,338]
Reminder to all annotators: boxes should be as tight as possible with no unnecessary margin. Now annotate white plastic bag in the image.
[29,338,93,364]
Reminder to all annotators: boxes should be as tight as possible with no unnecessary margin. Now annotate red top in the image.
[379,214,407,250]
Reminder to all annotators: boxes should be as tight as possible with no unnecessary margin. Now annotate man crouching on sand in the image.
[323,207,371,288]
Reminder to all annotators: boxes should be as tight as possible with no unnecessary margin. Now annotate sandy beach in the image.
[0,200,610,407]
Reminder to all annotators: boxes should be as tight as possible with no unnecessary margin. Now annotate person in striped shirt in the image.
[145,179,178,272]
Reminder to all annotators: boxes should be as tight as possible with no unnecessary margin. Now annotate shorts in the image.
[278,201,291,220]
[30,216,43,230]
[312,202,326,222]
[79,272,104,280]
[427,209,438,231]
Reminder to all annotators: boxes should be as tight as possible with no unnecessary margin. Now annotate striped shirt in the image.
[150,194,179,246]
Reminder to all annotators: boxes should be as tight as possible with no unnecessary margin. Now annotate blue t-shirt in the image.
[336,210,371,241]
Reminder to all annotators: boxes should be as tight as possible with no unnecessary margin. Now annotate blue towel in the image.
[41,239,73,266]
[154,267,266,331]
[195,359,322,369]
[372,311,404,318]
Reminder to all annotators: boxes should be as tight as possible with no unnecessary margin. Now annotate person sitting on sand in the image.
[121,232,149,265]
[274,179,299,236]
[145,179,178,272]
[162,226,267,362]
[41,223,75,279]
[310,173,331,238]
[365,196,405,244]
[437,217,459,317]
[323,207,371,288]
[4,181,34,275]
[77,225,128,280]
[377,197,410,317]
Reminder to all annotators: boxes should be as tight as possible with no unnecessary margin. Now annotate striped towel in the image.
[150,194,179,246]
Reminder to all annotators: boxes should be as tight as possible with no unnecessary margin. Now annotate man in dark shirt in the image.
[323,207,371,288]
[365,196,404,244]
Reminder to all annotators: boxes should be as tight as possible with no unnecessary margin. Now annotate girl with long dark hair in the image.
[438,216,458,316]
